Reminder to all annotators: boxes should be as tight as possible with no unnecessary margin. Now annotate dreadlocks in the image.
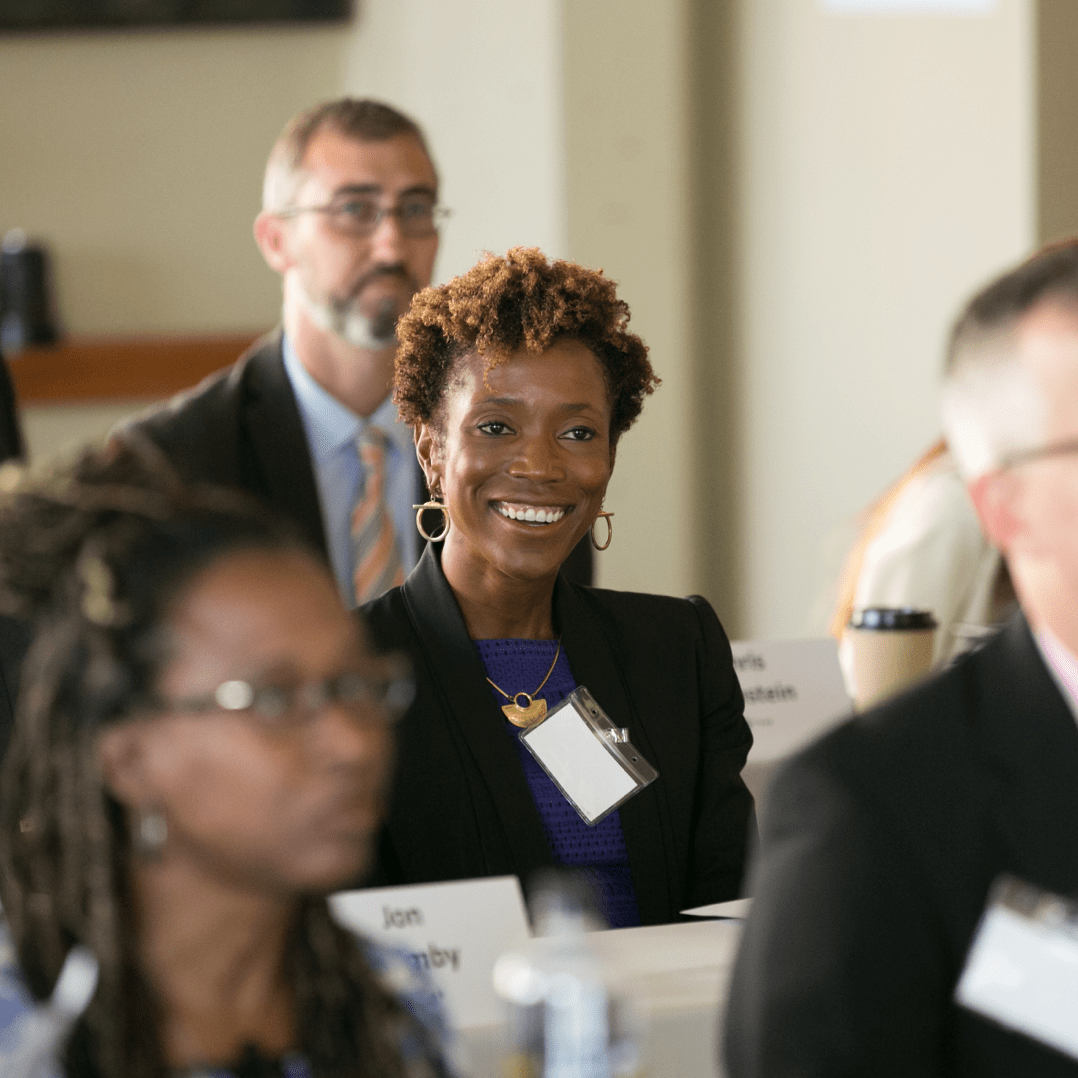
[0,439,434,1078]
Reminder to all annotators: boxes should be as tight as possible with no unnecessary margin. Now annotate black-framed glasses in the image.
[276,195,450,238]
[156,658,414,729]
[999,436,1078,470]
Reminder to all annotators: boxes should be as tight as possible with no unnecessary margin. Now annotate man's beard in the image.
[298,274,410,350]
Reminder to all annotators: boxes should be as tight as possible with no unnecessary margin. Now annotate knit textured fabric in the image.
[474,638,642,929]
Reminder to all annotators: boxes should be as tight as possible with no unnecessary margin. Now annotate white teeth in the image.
[497,503,566,524]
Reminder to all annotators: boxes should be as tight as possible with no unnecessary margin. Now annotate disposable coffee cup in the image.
[846,607,937,711]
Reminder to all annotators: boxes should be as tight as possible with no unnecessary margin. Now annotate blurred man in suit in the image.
[123,99,441,606]
[725,240,1078,1077]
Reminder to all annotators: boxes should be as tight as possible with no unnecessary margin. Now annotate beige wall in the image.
[561,0,699,598]
[1,26,348,335]
[1037,0,1078,244]
[341,0,568,276]
[729,0,1035,638]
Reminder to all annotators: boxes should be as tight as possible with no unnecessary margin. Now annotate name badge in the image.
[519,686,658,825]
[956,874,1078,1060]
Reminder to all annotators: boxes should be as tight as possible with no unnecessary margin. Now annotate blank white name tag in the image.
[520,686,658,825]
[956,875,1078,1060]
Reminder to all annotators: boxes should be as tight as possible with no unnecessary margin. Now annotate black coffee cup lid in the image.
[849,607,937,631]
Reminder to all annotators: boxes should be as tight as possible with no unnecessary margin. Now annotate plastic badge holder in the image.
[956,874,1078,1061]
[520,686,659,826]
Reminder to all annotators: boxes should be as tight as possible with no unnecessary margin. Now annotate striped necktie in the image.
[352,426,405,604]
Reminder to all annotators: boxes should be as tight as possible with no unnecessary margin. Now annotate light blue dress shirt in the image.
[282,336,420,607]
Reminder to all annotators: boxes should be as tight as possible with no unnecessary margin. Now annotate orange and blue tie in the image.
[351,426,405,604]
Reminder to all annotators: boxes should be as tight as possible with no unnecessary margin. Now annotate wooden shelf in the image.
[7,332,264,404]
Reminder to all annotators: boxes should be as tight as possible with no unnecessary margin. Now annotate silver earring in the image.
[135,807,167,860]
[413,498,450,542]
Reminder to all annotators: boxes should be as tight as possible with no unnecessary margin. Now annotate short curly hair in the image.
[394,247,660,444]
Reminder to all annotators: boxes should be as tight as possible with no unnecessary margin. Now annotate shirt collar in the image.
[1035,627,1078,725]
[281,334,411,460]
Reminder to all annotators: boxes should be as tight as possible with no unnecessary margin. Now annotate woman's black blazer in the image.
[361,545,755,925]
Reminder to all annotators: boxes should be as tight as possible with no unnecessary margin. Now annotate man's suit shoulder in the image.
[118,333,283,487]
[767,635,1010,893]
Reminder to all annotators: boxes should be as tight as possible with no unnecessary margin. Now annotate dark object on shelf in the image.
[0,0,352,31]
[0,230,58,354]
[0,351,25,464]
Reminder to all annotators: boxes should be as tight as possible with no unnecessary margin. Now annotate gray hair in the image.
[262,97,434,212]
[941,241,1078,477]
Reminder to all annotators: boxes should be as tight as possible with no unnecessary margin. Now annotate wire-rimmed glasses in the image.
[275,194,450,238]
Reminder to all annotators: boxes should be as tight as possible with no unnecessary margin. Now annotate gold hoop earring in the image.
[591,510,613,551]
[413,499,450,542]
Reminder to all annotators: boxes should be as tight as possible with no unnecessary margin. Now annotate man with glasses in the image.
[725,240,1078,1077]
[124,99,443,606]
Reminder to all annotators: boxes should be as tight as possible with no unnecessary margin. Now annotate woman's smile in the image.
[494,501,569,525]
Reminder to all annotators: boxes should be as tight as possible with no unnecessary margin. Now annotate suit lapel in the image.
[977,615,1078,896]
[554,579,680,923]
[241,340,328,556]
[399,546,555,876]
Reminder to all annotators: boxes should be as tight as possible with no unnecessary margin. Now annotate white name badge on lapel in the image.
[956,874,1078,1060]
[519,686,658,826]
[330,875,530,1029]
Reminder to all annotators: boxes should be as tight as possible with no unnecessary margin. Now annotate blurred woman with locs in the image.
[0,443,453,1078]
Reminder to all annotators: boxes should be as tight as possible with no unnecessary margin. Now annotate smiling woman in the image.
[0,444,454,1078]
[362,248,756,927]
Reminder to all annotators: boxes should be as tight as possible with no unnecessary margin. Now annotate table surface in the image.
[460,917,744,1078]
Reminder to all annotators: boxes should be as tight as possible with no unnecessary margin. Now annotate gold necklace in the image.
[486,641,562,729]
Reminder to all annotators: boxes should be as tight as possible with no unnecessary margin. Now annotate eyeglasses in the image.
[999,436,1078,470]
[276,195,450,238]
[155,659,414,729]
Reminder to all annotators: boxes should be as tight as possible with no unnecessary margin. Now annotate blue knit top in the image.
[474,638,641,929]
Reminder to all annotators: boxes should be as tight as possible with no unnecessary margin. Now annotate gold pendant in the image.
[502,698,547,729]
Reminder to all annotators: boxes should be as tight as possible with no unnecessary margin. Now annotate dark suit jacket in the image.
[120,331,593,584]
[0,350,26,760]
[725,612,1078,1077]
[361,544,755,925]
[119,331,332,556]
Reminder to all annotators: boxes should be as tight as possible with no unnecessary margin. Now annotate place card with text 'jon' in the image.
[330,875,530,1029]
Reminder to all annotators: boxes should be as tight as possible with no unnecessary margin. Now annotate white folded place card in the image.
[330,875,530,1029]
[957,875,1078,1060]
[731,639,851,762]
